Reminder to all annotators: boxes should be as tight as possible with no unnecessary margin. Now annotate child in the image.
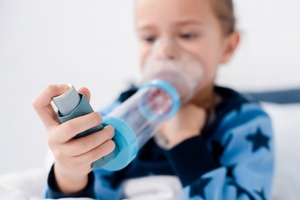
[33,0,275,199]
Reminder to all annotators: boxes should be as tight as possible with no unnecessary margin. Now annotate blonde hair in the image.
[212,0,236,35]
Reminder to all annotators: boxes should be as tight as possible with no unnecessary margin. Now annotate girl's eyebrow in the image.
[137,19,205,30]
[136,21,155,31]
[174,18,205,26]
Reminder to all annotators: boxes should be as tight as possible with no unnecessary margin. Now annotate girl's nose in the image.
[152,40,180,60]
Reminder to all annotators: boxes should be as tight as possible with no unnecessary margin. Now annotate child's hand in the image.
[32,85,115,194]
[159,103,206,148]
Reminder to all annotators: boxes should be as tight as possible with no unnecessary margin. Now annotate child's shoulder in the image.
[202,85,272,141]
[204,86,271,137]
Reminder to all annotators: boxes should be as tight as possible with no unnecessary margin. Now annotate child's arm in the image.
[165,103,274,200]
[32,85,115,198]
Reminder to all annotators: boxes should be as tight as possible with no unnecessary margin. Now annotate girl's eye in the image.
[180,33,197,40]
[143,36,156,43]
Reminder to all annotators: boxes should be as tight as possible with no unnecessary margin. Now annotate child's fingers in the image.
[71,138,116,166]
[49,112,103,144]
[32,84,69,127]
[60,126,115,157]
[57,138,115,174]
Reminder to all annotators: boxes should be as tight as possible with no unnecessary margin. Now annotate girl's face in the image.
[135,0,239,104]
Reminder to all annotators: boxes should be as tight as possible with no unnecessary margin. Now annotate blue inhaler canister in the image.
[52,84,104,139]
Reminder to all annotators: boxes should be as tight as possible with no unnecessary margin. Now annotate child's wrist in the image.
[54,165,89,194]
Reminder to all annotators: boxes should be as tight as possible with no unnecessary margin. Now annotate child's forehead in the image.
[135,0,214,26]
[135,0,212,9]
[136,0,213,17]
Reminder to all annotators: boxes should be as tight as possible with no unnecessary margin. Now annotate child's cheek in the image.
[139,49,152,70]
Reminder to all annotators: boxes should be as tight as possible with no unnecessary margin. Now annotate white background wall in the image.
[0,0,300,175]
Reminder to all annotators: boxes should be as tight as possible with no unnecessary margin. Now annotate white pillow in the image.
[262,103,300,200]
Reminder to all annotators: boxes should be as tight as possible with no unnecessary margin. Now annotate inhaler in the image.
[52,40,204,171]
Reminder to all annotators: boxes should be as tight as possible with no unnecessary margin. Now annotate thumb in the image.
[78,87,91,102]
